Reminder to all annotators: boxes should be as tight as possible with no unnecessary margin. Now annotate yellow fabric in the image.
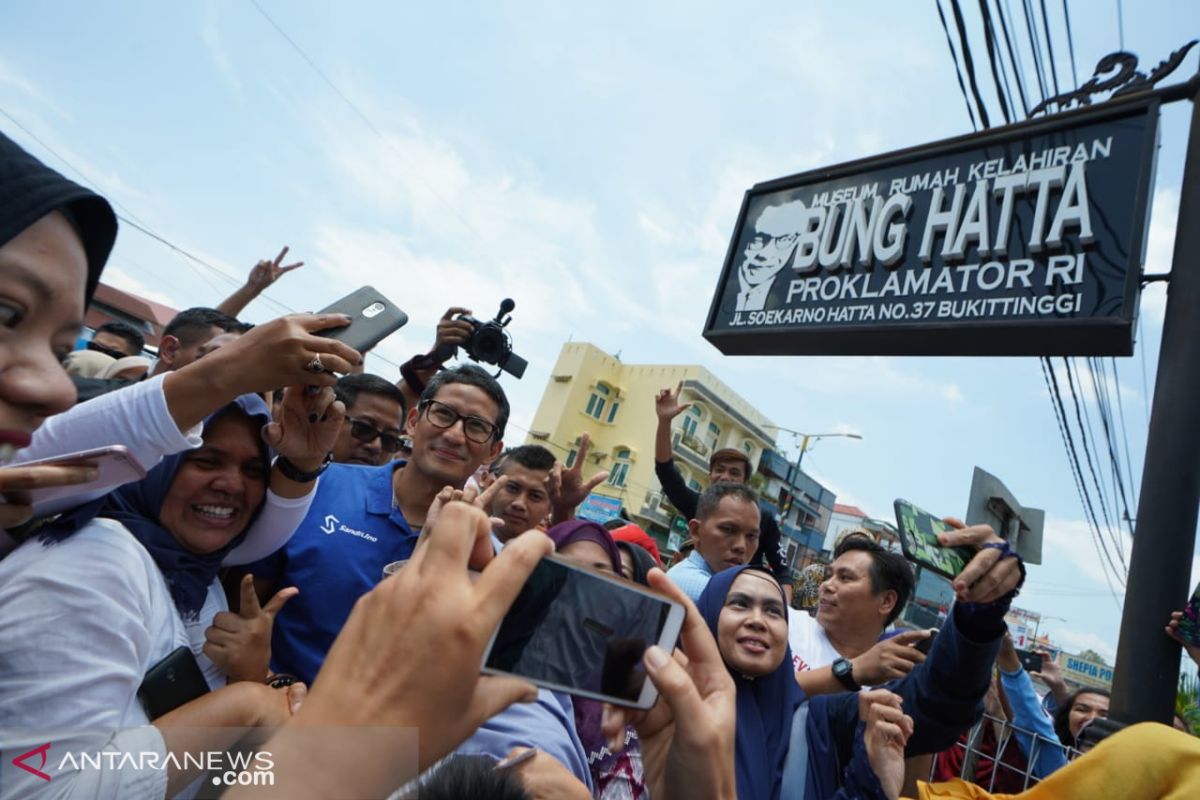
[914,723,1200,800]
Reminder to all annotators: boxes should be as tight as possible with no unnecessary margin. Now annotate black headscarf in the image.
[616,540,658,585]
[0,131,117,303]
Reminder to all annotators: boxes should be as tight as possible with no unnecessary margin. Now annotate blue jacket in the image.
[782,599,1007,799]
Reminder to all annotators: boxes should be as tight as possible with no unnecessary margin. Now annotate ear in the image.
[687,518,701,538]
[404,404,421,435]
[486,438,504,462]
[877,588,898,618]
[157,335,182,366]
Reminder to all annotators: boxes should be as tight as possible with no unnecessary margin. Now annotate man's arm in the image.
[655,458,699,520]
[396,307,474,411]
[216,246,303,318]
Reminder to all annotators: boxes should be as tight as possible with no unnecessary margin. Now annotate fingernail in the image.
[645,645,668,668]
[308,412,318,423]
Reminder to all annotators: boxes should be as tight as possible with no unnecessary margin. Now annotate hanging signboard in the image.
[703,97,1160,356]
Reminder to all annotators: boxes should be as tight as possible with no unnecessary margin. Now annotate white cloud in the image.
[0,56,70,120]
[102,266,183,309]
[1045,627,1117,664]
[1042,516,1130,594]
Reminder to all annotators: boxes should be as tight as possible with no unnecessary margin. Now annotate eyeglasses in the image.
[345,417,405,454]
[420,399,499,444]
[746,232,799,252]
[86,340,129,360]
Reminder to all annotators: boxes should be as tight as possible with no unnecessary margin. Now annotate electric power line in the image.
[977,0,1015,123]
[949,0,995,127]
[936,0,982,130]
[1060,0,1080,89]
[1037,0,1063,98]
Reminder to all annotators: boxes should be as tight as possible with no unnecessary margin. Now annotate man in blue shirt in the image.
[666,483,761,603]
[250,364,508,683]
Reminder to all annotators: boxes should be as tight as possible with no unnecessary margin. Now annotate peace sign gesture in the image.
[203,574,299,682]
[248,245,304,292]
[549,432,609,523]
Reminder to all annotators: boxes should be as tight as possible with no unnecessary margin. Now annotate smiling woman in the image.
[0,395,312,797]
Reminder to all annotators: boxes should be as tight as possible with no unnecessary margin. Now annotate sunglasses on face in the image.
[420,399,498,444]
[345,417,405,454]
[86,340,129,360]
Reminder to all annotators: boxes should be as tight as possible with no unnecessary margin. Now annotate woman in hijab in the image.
[548,520,649,799]
[0,392,339,798]
[697,565,905,800]
[0,131,117,524]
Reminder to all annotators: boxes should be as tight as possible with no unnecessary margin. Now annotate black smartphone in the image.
[914,628,938,655]
[482,555,685,709]
[1016,648,1044,673]
[315,286,408,353]
[1176,581,1200,647]
[137,646,210,720]
[893,499,976,580]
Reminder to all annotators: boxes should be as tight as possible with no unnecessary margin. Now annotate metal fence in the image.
[928,713,1080,792]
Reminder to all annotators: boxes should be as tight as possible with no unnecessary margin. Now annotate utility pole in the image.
[1109,75,1200,725]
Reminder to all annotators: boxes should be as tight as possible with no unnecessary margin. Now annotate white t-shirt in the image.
[788,611,842,674]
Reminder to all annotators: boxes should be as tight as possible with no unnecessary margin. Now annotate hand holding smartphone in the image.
[1015,649,1044,673]
[482,555,685,709]
[893,499,977,580]
[1172,582,1200,648]
[6,445,146,505]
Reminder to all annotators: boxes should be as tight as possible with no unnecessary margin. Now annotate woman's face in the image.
[0,212,88,453]
[1068,692,1109,739]
[159,412,268,554]
[558,539,616,574]
[717,571,789,678]
[618,546,635,580]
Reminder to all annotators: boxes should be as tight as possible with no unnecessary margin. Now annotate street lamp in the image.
[762,426,863,520]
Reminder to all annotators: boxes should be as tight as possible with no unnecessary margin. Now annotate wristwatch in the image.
[832,657,861,691]
[274,453,332,483]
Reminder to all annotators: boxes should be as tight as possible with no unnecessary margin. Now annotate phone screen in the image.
[484,556,680,707]
[894,499,975,580]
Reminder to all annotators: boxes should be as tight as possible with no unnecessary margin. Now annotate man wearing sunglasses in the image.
[331,374,407,467]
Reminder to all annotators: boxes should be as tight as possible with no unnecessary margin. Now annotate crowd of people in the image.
[2,129,1200,800]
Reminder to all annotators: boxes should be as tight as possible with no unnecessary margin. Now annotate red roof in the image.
[833,503,868,518]
[86,282,180,347]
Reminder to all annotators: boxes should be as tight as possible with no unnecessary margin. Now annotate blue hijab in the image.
[40,395,271,617]
[698,566,805,800]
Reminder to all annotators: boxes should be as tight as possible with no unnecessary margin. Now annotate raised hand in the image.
[262,385,345,472]
[549,433,609,522]
[247,246,304,293]
[937,517,1024,603]
[850,629,930,685]
[204,575,298,683]
[1166,610,1200,669]
[860,690,913,800]
[600,569,737,800]
[655,381,692,422]
[434,307,475,352]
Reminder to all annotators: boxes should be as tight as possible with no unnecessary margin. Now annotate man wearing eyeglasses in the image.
[736,199,807,313]
[244,364,508,685]
[331,374,407,466]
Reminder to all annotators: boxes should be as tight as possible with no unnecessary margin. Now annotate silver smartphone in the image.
[482,555,686,709]
[10,445,147,504]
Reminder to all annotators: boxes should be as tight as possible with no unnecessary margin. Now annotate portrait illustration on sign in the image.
[735,199,805,312]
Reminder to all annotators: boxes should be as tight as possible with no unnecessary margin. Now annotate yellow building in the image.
[525,342,777,548]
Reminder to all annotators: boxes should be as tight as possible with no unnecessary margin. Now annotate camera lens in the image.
[472,325,507,362]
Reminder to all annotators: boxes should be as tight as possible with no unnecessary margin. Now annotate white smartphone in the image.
[10,445,147,504]
[482,555,686,709]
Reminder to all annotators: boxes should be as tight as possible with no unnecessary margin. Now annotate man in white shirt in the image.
[790,537,930,694]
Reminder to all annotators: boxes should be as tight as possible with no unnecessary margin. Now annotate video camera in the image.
[456,299,528,379]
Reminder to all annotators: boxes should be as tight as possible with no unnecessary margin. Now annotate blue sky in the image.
[3,1,1198,663]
